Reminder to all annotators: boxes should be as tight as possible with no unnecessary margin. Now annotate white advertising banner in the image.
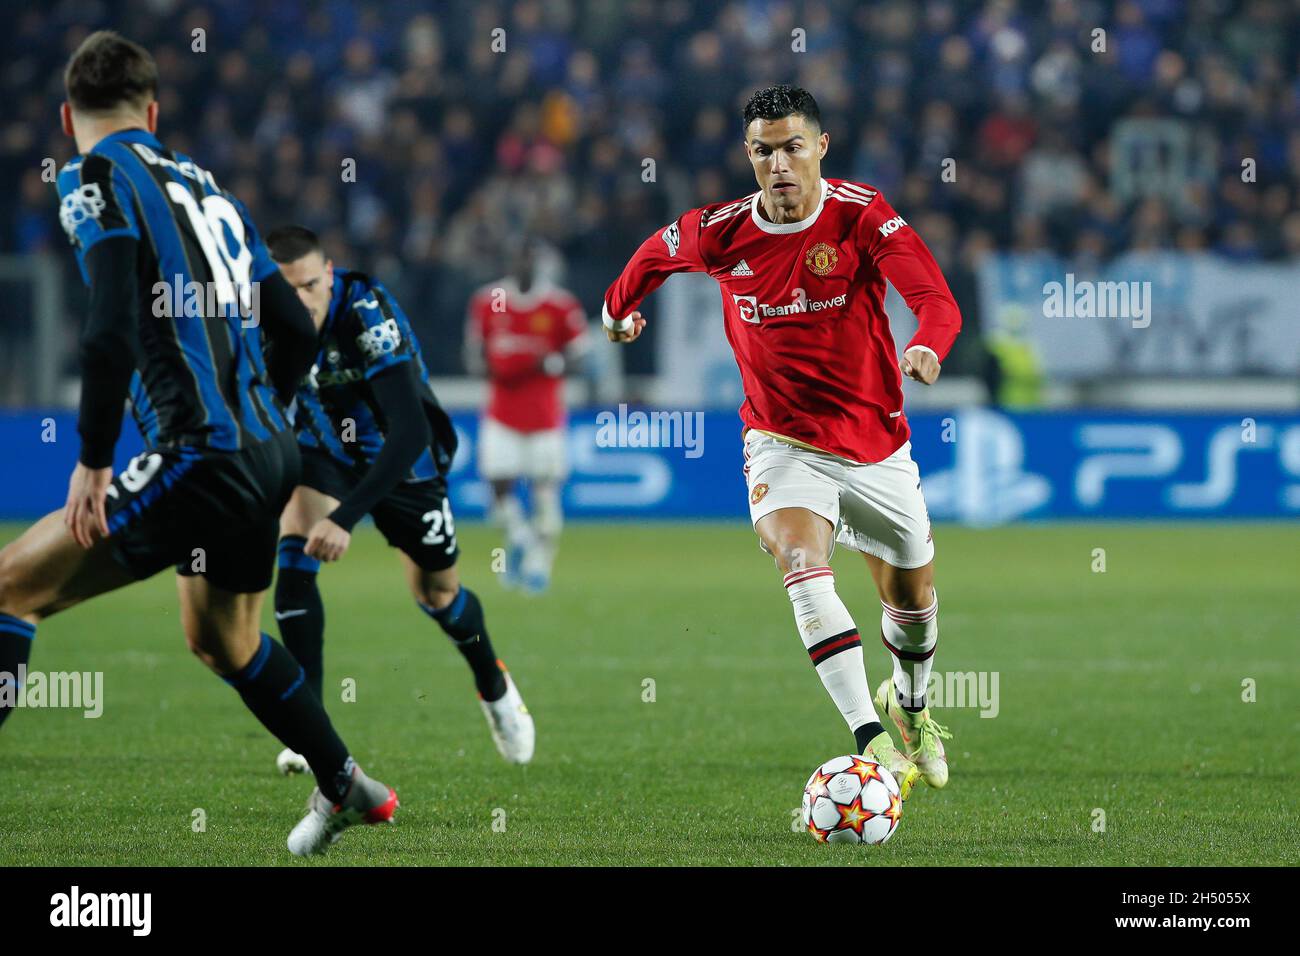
[978,252,1300,379]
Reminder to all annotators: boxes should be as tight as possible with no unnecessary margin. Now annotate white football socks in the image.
[523,482,563,579]
[880,590,938,711]
[784,566,880,735]
[490,492,534,562]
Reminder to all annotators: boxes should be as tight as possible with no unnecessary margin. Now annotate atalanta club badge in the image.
[804,242,839,276]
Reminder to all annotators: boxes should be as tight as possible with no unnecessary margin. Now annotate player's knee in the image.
[180,610,243,673]
[278,500,307,538]
[279,488,331,540]
[414,573,459,610]
[184,626,222,670]
[771,540,829,575]
[418,587,458,612]
[882,580,936,612]
[185,626,255,675]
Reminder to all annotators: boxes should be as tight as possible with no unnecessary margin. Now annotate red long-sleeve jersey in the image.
[467,278,587,431]
[603,178,961,463]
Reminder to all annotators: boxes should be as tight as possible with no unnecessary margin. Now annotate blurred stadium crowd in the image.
[2,0,1298,380]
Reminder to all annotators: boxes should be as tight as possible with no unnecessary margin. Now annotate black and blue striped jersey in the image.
[57,128,290,453]
[294,270,456,479]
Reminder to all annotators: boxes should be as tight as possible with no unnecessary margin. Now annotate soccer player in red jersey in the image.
[603,87,960,798]
[466,238,588,593]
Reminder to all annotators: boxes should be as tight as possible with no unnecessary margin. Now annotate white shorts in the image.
[742,431,934,569]
[478,417,568,482]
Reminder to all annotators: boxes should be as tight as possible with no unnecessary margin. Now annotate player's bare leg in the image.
[489,478,532,588]
[269,485,337,774]
[520,478,561,593]
[0,509,139,619]
[864,554,951,789]
[175,574,270,674]
[0,510,138,727]
[174,574,396,854]
[402,553,534,763]
[755,507,919,797]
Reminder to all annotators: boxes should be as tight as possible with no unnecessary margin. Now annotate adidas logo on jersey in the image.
[730,260,754,277]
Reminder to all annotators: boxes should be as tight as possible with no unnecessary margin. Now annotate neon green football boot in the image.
[863,730,921,801]
[875,678,952,789]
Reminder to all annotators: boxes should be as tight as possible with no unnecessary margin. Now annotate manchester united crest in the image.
[750,482,770,505]
[804,242,839,276]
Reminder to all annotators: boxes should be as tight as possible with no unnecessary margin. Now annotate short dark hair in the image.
[266,225,323,263]
[64,31,158,114]
[742,85,822,133]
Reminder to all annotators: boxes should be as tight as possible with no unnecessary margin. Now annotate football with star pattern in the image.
[800,755,903,844]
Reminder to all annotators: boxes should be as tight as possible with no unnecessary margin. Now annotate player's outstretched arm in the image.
[603,209,707,345]
[66,236,140,547]
[305,361,432,562]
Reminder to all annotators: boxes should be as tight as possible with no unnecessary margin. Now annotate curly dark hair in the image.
[742,85,821,132]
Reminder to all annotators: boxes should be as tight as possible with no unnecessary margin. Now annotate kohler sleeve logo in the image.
[878,215,907,237]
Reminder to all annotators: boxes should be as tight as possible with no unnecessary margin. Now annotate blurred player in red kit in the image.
[466,237,588,594]
[603,87,962,799]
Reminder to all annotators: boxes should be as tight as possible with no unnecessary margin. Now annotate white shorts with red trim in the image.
[478,417,568,482]
[742,430,935,569]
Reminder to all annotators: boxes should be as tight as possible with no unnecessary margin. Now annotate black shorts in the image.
[299,448,459,572]
[105,430,300,594]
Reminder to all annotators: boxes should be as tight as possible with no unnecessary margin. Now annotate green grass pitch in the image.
[0,521,1296,866]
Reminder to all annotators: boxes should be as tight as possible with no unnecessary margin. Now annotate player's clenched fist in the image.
[305,517,351,562]
[901,347,941,385]
[604,310,646,343]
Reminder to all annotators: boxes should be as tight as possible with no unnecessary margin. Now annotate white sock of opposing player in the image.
[523,482,562,579]
[490,492,533,567]
[784,566,883,752]
[879,590,938,711]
